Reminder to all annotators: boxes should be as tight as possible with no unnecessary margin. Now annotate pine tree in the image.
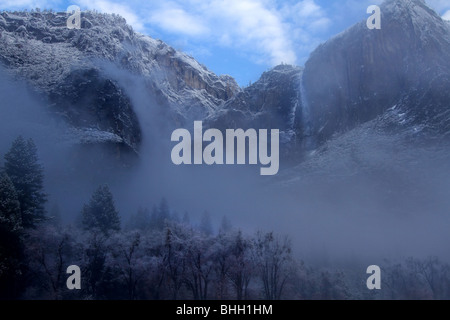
[158,197,170,228]
[200,211,213,236]
[149,204,158,230]
[0,172,24,299]
[126,207,150,231]
[0,172,22,231]
[49,203,61,227]
[182,211,191,225]
[81,185,120,235]
[150,198,170,230]
[219,215,232,234]
[4,136,47,228]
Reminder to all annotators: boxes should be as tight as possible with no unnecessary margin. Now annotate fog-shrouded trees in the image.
[0,172,24,299]
[25,225,79,300]
[149,198,171,231]
[227,230,254,300]
[0,172,22,232]
[219,215,232,234]
[0,155,445,301]
[253,231,295,300]
[199,211,213,236]
[110,231,149,300]
[0,136,48,299]
[16,208,450,300]
[383,257,450,300]
[184,232,214,300]
[81,185,120,235]
[78,185,121,298]
[3,136,46,228]
[126,207,150,231]
[81,231,112,299]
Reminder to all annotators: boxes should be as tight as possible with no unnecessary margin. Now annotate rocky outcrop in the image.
[0,10,240,154]
[208,64,302,140]
[300,0,450,145]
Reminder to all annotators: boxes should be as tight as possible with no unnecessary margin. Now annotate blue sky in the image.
[1,0,449,86]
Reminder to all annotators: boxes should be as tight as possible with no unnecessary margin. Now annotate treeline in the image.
[1,136,449,300]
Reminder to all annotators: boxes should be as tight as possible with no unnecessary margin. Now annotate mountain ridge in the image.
[0,10,240,154]
[1,0,449,169]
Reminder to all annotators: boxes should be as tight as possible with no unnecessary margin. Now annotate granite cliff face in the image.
[207,0,450,159]
[299,0,450,146]
[207,65,302,142]
[0,10,240,155]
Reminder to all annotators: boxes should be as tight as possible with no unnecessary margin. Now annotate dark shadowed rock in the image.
[208,64,302,139]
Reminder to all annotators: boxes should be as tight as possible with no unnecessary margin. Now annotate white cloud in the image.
[137,0,298,66]
[308,17,331,32]
[139,0,330,67]
[199,0,297,65]
[295,0,322,19]
[0,0,332,67]
[443,10,450,21]
[426,0,450,14]
[76,0,144,31]
[284,1,331,32]
[148,3,207,36]
[419,1,450,22]
[280,0,331,62]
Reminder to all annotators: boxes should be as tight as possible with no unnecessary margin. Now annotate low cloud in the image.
[443,10,450,21]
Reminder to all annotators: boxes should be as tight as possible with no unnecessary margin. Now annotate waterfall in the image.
[300,73,310,134]
[299,72,315,151]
